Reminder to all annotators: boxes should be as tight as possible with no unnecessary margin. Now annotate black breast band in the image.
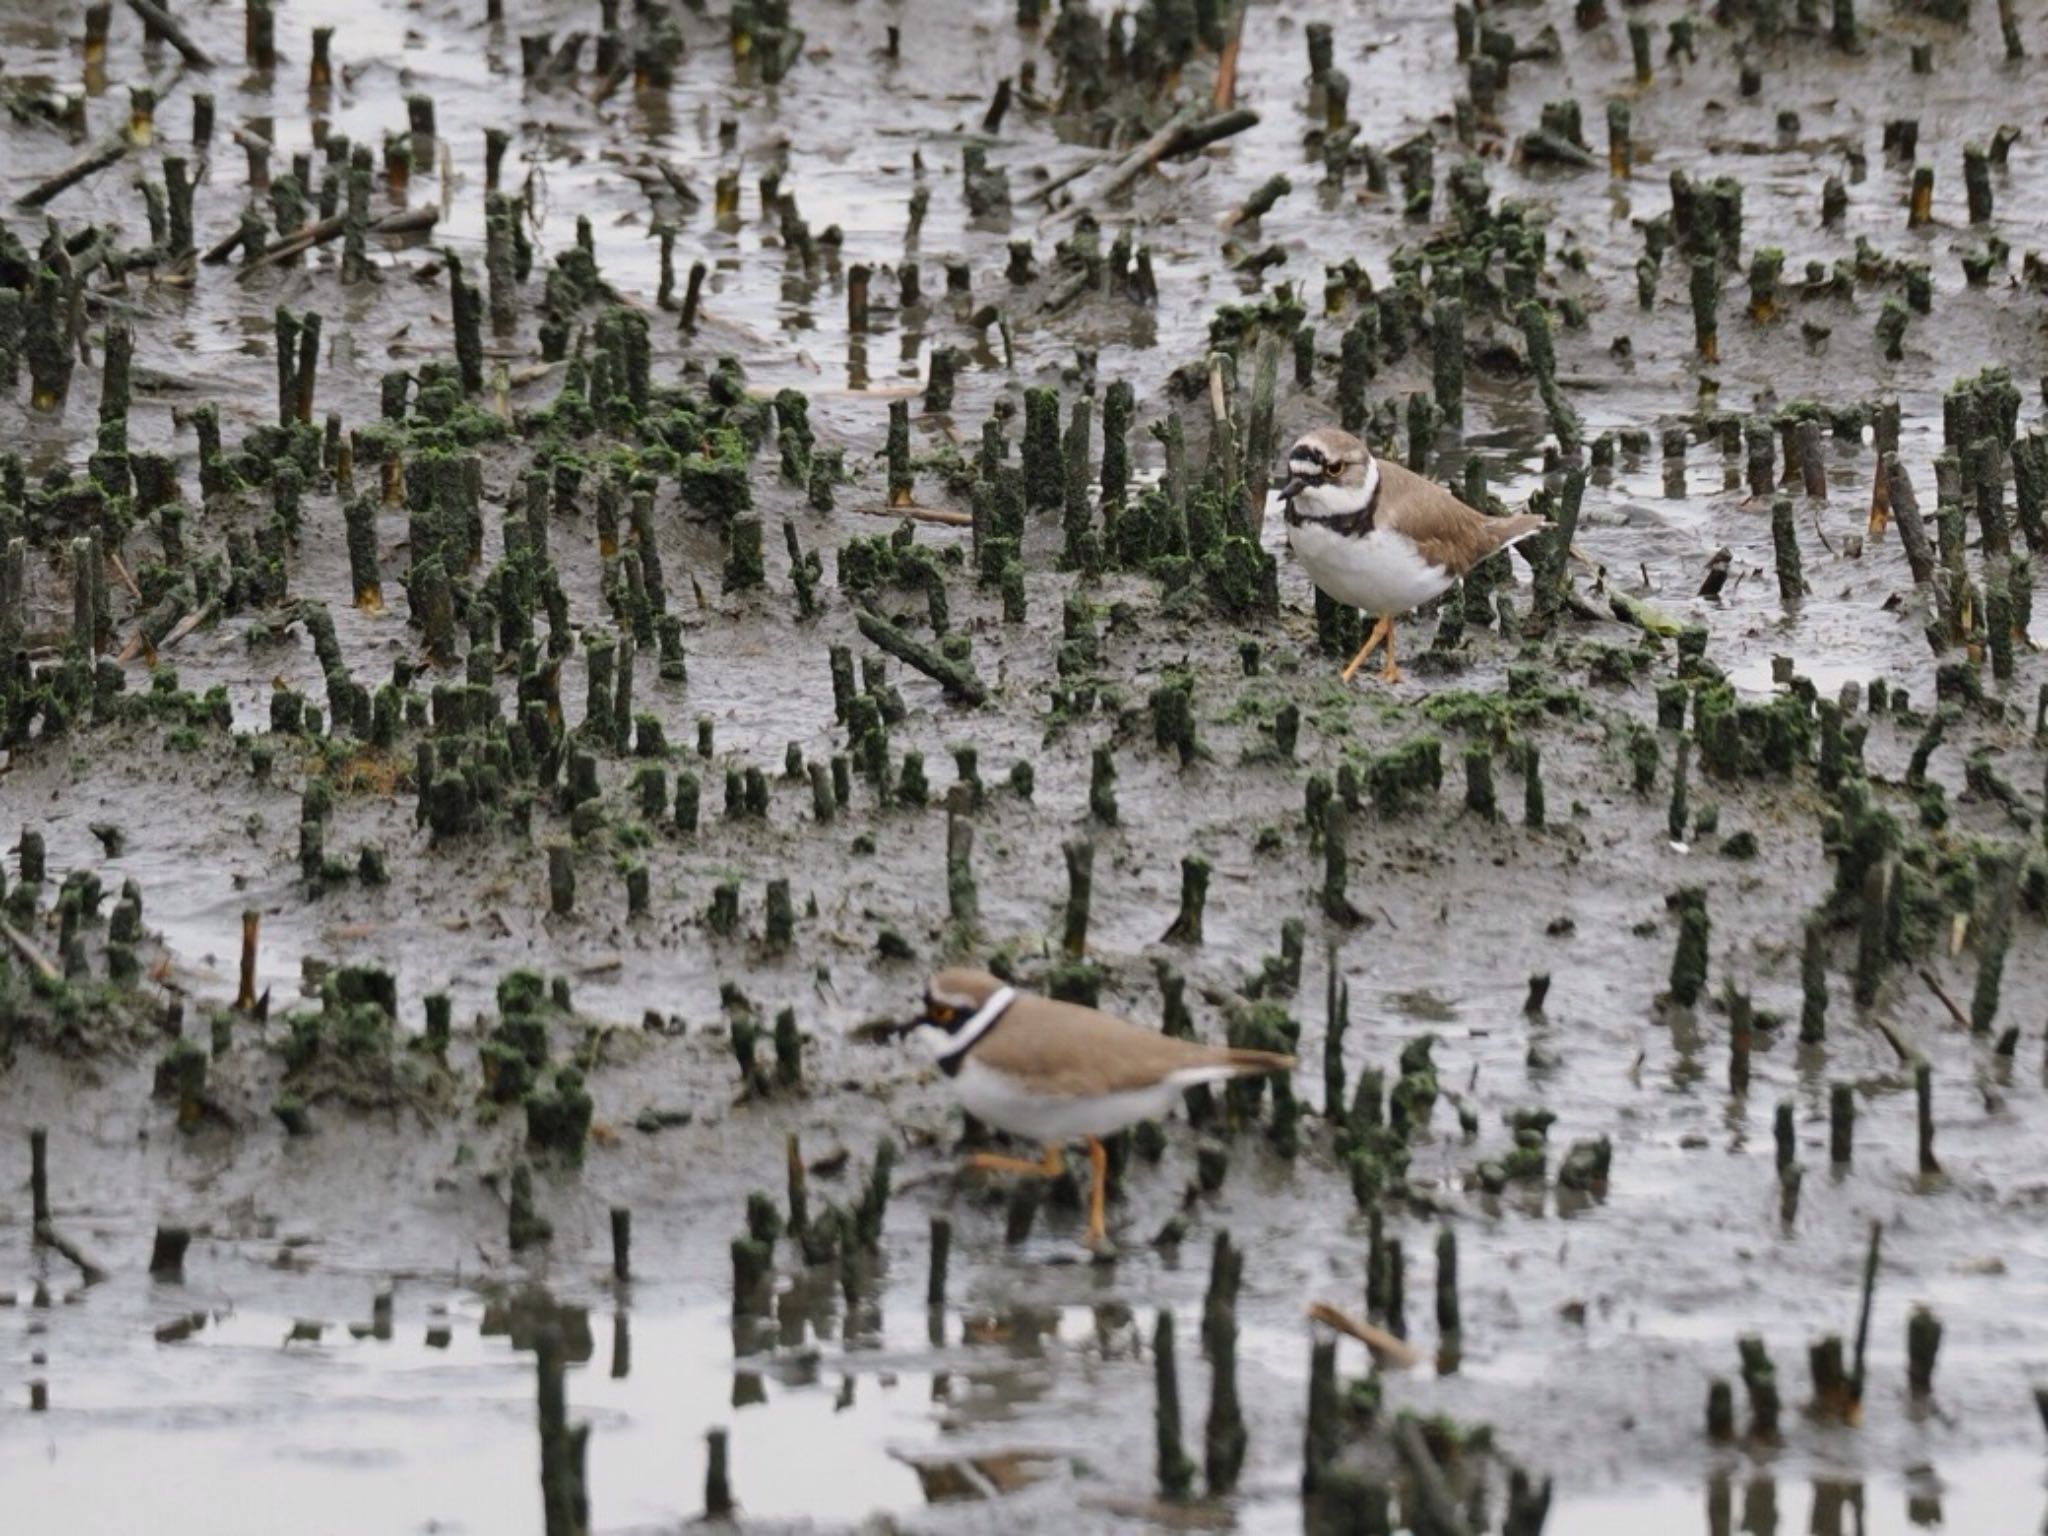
[1284,477,1380,538]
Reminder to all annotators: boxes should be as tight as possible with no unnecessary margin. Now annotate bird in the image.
[896,969,1296,1248]
[1276,426,1547,685]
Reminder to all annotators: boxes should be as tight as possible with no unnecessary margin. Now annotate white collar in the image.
[934,986,1016,1062]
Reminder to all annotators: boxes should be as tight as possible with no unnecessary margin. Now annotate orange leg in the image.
[1085,1137,1109,1247]
[1379,621,1403,685]
[1340,615,1393,683]
[967,1143,1065,1178]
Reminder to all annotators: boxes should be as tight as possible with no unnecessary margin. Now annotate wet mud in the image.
[3,0,2048,1532]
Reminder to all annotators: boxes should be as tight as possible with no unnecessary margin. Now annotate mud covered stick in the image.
[25,262,77,411]
[1770,496,1806,602]
[1061,398,1094,566]
[1736,1335,1781,1440]
[149,1224,191,1278]
[1963,142,1992,224]
[845,261,870,332]
[1323,795,1360,922]
[1161,855,1208,944]
[1915,1059,1939,1175]
[1907,1305,1941,1395]
[703,1427,734,1516]
[1394,1414,1475,1536]
[1062,838,1093,958]
[1830,1083,1854,1164]
[1202,1232,1247,1494]
[854,608,987,704]
[1463,743,1496,820]
[1799,914,1828,1043]
[1606,101,1631,179]
[1300,1332,1339,1495]
[1021,386,1063,513]
[1435,1225,1460,1355]
[18,141,131,211]
[1969,852,2019,1033]
[1882,453,1936,583]
[885,400,913,508]
[126,0,213,69]
[1221,173,1292,231]
[924,1212,950,1311]
[1153,1311,1195,1499]
[29,1125,49,1224]
[1667,886,1709,1006]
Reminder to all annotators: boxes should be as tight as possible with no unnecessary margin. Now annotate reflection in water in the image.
[3,1249,1178,1535]
[1573,1463,2047,1536]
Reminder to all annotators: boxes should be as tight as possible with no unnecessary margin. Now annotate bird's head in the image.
[902,968,1010,1057]
[1278,427,1377,518]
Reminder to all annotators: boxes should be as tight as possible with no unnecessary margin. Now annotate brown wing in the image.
[972,996,1290,1097]
[1376,459,1548,575]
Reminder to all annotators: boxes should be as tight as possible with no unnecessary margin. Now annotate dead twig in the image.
[1,920,61,982]
[107,549,143,601]
[1917,968,1971,1030]
[1306,1301,1423,1369]
[1212,3,1246,110]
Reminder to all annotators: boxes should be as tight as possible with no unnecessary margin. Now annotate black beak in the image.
[1278,475,1308,501]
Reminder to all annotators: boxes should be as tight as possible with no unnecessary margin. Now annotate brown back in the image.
[1376,458,1547,575]
[973,994,1289,1097]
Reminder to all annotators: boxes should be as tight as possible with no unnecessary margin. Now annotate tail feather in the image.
[1165,1048,1296,1089]
[1221,1047,1296,1073]
[1495,514,1548,550]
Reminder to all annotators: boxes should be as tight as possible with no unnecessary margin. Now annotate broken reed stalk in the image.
[236,908,260,1010]
[1305,1301,1423,1369]
[1850,1220,1882,1408]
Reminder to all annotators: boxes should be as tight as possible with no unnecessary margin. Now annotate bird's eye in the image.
[928,1002,956,1025]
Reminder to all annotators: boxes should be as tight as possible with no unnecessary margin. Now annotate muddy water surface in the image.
[5,0,2048,1531]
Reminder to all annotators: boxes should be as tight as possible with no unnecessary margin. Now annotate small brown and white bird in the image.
[900,969,1296,1248]
[1278,426,1547,684]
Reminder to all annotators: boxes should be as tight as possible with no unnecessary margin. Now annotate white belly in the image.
[1289,522,1454,617]
[954,1056,1180,1142]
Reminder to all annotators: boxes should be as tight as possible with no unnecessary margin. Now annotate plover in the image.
[899,969,1295,1248]
[1278,426,1547,684]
